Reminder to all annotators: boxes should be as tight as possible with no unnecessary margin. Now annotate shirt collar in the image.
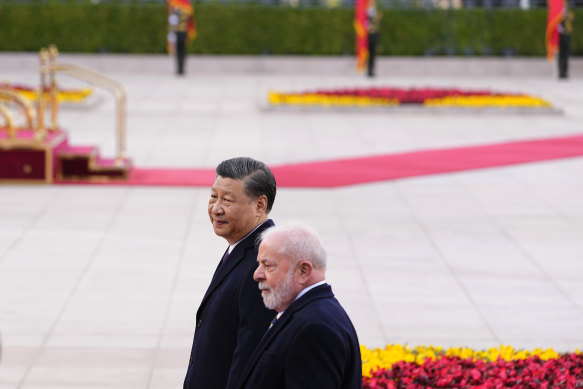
[278,280,327,318]
[228,220,268,254]
[294,280,326,302]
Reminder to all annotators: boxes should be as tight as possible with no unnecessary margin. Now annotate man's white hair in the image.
[259,221,327,270]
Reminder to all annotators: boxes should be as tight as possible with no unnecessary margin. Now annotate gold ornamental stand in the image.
[0,45,131,184]
[41,45,128,166]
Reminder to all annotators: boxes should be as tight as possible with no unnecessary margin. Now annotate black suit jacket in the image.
[183,219,275,389]
[237,284,362,389]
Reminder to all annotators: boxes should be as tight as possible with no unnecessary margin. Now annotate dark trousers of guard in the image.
[175,31,187,75]
[558,33,570,79]
[367,33,379,77]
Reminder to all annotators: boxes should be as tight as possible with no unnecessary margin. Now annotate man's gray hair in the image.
[259,221,327,270]
[216,157,276,213]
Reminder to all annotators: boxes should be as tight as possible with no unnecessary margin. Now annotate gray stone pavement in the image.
[1,53,583,388]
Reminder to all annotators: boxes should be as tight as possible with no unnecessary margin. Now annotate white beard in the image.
[258,271,295,310]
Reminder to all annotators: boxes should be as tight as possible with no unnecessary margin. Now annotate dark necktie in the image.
[213,249,230,279]
[217,249,229,269]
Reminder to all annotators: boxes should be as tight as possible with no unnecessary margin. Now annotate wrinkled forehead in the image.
[211,176,246,193]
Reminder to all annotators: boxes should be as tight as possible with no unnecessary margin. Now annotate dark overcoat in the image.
[183,219,275,389]
[237,283,362,389]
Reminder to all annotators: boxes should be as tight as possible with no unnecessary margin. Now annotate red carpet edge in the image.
[55,134,583,188]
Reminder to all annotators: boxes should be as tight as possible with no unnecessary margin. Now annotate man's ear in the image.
[255,195,268,213]
[298,261,313,280]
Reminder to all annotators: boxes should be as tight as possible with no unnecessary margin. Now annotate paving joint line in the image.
[16,187,132,389]
[145,188,199,389]
[335,190,390,346]
[394,179,503,345]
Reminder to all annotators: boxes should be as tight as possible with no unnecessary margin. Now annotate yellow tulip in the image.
[14,88,93,104]
[359,344,563,377]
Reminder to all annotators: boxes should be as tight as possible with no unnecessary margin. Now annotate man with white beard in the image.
[235,222,362,389]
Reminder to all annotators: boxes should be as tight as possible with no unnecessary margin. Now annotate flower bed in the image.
[268,87,552,108]
[361,344,583,388]
[1,83,93,104]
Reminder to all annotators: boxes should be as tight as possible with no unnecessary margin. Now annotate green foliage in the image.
[570,10,583,54]
[0,3,166,53]
[0,3,581,56]
[192,5,353,54]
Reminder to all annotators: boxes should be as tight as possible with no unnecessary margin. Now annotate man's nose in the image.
[211,200,223,214]
[253,267,264,282]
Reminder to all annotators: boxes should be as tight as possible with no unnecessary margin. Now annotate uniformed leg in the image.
[176,31,187,75]
[558,33,570,79]
[367,33,378,78]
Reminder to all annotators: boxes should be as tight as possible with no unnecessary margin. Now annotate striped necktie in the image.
[268,314,279,330]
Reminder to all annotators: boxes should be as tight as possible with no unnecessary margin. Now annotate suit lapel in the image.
[209,248,229,282]
[239,284,333,387]
[207,246,244,293]
[197,220,274,317]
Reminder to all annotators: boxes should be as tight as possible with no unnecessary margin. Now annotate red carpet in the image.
[56,134,583,188]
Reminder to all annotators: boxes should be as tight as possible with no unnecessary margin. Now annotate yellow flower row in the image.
[268,92,398,107]
[15,88,93,104]
[268,92,552,108]
[360,344,572,377]
[424,95,552,108]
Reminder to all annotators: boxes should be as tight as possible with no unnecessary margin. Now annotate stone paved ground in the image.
[1,53,582,388]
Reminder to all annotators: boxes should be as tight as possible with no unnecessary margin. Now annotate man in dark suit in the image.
[237,222,362,389]
[184,157,277,389]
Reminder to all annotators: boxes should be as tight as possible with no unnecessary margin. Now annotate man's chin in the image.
[261,292,276,309]
[263,301,277,310]
[212,225,227,237]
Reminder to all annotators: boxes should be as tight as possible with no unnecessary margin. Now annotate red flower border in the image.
[364,354,583,388]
